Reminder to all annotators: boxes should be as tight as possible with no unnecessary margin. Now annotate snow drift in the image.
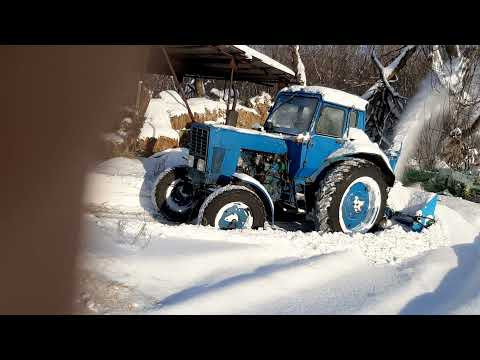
[81,156,480,314]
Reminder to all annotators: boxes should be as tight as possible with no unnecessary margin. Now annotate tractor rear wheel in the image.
[314,159,387,234]
[198,185,266,230]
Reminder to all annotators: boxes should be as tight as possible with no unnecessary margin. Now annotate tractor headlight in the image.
[197,158,205,172]
[187,155,194,167]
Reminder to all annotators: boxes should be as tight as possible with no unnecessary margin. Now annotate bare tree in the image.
[290,45,307,86]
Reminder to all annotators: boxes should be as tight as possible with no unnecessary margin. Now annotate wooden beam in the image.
[161,46,195,123]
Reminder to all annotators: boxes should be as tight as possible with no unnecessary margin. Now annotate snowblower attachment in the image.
[382,141,439,232]
[384,194,439,232]
[411,194,438,231]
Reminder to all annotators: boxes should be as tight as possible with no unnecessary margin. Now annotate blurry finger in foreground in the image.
[0,46,149,314]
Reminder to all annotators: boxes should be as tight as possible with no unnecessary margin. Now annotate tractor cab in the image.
[264,86,369,184]
[265,86,367,136]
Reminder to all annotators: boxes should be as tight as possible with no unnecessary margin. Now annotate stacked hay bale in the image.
[105,90,275,158]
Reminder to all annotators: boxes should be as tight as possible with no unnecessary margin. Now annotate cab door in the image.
[297,103,348,179]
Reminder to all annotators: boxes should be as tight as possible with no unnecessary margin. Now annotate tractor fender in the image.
[310,152,396,187]
[231,172,275,224]
[323,137,396,186]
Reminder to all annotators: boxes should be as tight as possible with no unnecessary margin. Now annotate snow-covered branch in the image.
[371,51,402,99]
[362,45,417,100]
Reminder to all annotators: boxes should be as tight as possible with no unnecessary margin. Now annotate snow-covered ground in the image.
[80,155,480,315]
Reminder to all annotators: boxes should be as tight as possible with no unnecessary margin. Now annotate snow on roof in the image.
[148,45,297,85]
[233,45,296,77]
[280,85,369,111]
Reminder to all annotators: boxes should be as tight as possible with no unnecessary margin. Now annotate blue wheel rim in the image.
[216,202,253,230]
[340,177,380,233]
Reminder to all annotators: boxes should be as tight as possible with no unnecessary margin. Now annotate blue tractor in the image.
[152,85,401,234]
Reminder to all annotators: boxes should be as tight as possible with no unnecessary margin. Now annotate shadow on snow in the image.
[149,252,332,312]
[400,233,480,315]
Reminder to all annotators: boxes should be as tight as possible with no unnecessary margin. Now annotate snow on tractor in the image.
[151,85,411,233]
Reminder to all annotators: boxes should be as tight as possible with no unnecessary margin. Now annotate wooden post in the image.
[275,79,288,95]
[226,58,237,112]
[161,47,195,123]
[135,80,142,119]
[225,58,239,127]
[232,85,237,112]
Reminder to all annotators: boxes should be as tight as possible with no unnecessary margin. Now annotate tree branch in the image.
[362,45,417,100]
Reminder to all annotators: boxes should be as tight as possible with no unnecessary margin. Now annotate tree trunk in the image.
[290,45,307,86]
[194,78,205,97]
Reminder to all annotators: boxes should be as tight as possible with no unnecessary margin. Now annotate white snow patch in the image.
[185,97,227,116]
[94,157,146,177]
[151,148,189,175]
[348,128,372,142]
[249,92,273,108]
[140,91,180,140]
[102,132,124,144]
[233,45,295,76]
[210,88,234,100]
[84,150,189,215]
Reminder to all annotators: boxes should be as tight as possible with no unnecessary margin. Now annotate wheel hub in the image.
[166,179,193,213]
[352,195,365,213]
[215,202,253,230]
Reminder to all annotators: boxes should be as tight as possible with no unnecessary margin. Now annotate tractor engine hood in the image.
[192,123,289,181]
[208,124,288,155]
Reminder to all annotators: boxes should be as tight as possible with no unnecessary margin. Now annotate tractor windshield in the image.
[266,94,318,134]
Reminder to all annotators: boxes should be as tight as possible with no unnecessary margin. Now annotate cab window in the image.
[315,106,346,137]
[349,110,358,128]
[268,95,318,133]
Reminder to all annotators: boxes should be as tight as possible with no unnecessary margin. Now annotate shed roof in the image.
[147,45,298,86]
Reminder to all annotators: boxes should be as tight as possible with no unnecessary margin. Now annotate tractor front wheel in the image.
[151,166,195,222]
[198,185,266,230]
